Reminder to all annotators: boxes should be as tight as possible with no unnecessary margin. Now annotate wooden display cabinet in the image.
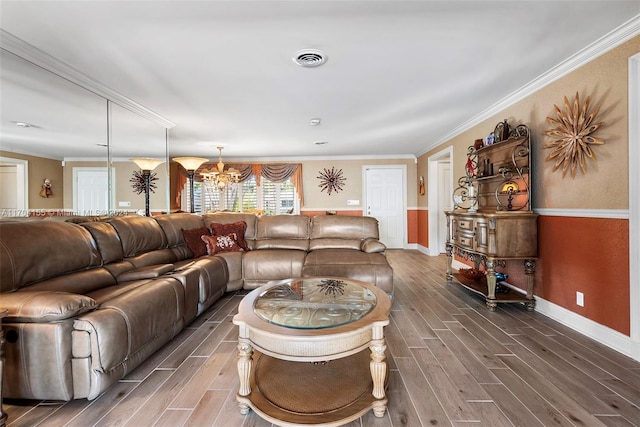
[445,124,537,310]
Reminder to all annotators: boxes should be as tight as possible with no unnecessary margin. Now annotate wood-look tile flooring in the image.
[5,250,640,426]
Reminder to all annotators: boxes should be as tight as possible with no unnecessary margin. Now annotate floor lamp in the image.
[131,158,164,216]
[173,157,208,213]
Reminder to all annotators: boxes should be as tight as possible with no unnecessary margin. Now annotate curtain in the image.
[189,162,304,206]
[174,164,188,211]
[262,164,303,206]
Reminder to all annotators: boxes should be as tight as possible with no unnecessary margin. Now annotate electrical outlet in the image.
[576,291,584,307]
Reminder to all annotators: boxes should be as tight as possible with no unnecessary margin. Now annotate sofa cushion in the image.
[2,291,97,322]
[302,249,394,295]
[310,215,380,239]
[0,221,102,292]
[202,234,243,255]
[242,249,306,289]
[81,221,124,264]
[181,227,210,258]
[108,216,167,257]
[209,221,249,251]
[254,215,310,251]
[154,213,206,248]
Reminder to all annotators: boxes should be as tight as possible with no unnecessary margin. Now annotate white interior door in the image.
[74,168,110,214]
[437,161,452,253]
[0,157,28,214]
[0,165,18,209]
[364,166,406,248]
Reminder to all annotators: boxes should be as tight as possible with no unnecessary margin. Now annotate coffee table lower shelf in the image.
[238,349,388,427]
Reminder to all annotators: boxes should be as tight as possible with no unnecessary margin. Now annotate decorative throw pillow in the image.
[181,227,210,258]
[210,221,249,251]
[201,233,243,255]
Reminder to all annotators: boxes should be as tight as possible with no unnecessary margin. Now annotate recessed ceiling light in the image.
[293,49,328,68]
[314,141,328,145]
[309,118,321,126]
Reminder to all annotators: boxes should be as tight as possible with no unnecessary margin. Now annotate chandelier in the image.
[201,146,241,191]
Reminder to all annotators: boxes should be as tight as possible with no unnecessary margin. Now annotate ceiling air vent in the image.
[293,49,328,67]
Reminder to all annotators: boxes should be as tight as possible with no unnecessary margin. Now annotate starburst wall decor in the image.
[130,170,159,194]
[317,166,346,195]
[544,92,605,178]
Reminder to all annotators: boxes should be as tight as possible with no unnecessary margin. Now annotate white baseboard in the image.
[534,297,637,361]
[448,258,637,361]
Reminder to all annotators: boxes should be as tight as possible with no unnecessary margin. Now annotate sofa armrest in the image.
[1,291,97,322]
[116,264,175,282]
[361,238,386,253]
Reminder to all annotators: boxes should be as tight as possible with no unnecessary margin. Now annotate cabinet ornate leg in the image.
[370,337,387,417]
[485,259,497,311]
[445,241,453,279]
[524,259,536,311]
[237,339,253,415]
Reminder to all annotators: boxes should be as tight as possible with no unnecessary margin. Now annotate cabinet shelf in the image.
[451,273,533,306]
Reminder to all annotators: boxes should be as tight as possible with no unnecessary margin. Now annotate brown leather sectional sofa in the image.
[0,212,393,401]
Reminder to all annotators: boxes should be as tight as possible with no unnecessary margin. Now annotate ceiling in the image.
[1,1,639,161]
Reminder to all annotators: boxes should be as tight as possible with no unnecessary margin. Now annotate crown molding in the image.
[0,29,175,129]
[418,14,640,157]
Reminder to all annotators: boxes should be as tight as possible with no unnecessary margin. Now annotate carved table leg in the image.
[370,335,387,417]
[524,259,536,311]
[485,259,497,311]
[237,338,253,415]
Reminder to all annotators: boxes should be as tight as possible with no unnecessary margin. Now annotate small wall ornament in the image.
[544,91,605,178]
[317,166,346,195]
[39,178,53,198]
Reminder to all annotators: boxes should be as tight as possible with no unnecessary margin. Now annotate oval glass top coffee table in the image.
[232,277,391,426]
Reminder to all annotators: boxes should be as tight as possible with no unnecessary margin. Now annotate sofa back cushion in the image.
[108,216,167,257]
[309,215,380,250]
[0,221,102,292]
[154,213,206,248]
[81,221,124,264]
[154,213,207,260]
[254,214,310,251]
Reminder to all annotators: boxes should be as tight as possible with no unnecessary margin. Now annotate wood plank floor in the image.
[5,250,640,426]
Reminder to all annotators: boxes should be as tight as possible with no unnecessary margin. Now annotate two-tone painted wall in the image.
[417,34,639,359]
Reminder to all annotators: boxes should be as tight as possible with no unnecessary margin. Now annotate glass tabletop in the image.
[253,278,377,329]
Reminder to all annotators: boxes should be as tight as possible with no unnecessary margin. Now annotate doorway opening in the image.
[427,146,453,256]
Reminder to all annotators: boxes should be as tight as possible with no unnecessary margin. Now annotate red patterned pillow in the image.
[201,233,243,255]
[181,227,210,258]
[210,221,249,251]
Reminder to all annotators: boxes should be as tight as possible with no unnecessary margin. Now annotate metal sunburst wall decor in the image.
[318,278,346,296]
[544,91,605,178]
[317,166,346,195]
[130,170,158,194]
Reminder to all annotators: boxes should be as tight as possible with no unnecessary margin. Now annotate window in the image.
[184,175,298,214]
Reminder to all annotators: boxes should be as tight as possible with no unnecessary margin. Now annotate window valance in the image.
[176,162,304,208]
